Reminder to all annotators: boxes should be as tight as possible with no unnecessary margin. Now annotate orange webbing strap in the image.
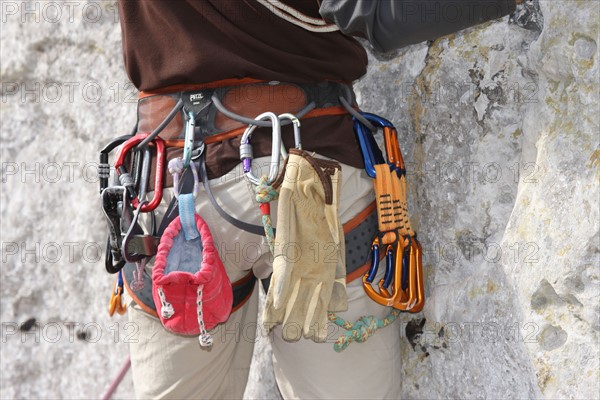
[383,126,414,238]
[373,163,399,244]
[139,78,265,99]
[391,173,415,238]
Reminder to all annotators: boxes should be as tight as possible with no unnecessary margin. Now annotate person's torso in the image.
[118,0,368,91]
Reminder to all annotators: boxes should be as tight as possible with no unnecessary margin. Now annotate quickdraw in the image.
[354,112,425,313]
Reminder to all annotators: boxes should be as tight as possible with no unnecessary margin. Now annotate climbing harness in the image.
[99,80,402,353]
[98,76,411,398]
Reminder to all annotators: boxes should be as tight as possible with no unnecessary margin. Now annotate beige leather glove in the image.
[263,149,347,342]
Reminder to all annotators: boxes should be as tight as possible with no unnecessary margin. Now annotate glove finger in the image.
[270,186,299,308]
[304,298,330,343]
[279,278,304,341]
[328,276,348,312]
[262,293,285,331]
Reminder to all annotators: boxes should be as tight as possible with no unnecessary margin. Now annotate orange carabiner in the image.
[108,272,127,316]
[408,238,425,313]
[383,126,405,172]
[389,237,417,311]
[377,241,406,302]
[109,288,126,316]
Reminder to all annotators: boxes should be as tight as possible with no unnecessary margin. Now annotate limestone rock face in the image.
[0,1,597,399]
[353,1,599,399]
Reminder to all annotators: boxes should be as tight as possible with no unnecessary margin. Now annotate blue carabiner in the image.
[353,112,399,178]
[381,245,395,289]
[360,112,395,129]
[116,269,124,294]
[353,119,385,178]
[365,243,381,283]
[401,237,412,291]
[183,111,195,168]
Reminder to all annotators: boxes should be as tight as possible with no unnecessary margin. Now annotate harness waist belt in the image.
[138,81,356,142]
[134,81,363,184]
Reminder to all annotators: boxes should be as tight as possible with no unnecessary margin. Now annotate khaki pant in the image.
[126,157,402,399]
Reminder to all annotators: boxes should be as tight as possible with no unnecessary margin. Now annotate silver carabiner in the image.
[278,113,302,157]
[240,112,284,186]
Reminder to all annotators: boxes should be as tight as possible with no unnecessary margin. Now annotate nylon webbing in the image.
[157,168,196,236]
[179,193,199,240]
[199,153,266,236]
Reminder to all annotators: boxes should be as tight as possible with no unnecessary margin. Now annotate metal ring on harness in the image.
[239,112,285,186]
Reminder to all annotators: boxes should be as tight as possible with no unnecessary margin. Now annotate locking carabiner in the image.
[240,112,286,185]
[114,133,165,212]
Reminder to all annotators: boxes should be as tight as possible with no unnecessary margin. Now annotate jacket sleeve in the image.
[319,0,517,52]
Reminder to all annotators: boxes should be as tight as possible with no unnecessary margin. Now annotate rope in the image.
[328,309,401,352]
[255,0,340,32]
[101,356,131,400]
[254,175,279,254]
[157,287,174,319]
[197,285,213,347]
